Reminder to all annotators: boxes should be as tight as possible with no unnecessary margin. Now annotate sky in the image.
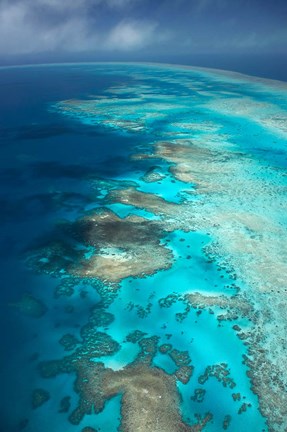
[0,0,286,76]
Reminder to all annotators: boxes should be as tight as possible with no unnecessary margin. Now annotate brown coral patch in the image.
[25,209,173,284]
[73,360,211,432]
[107,187,179,216]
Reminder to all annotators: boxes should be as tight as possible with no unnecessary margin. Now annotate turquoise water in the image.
[1,63,286,431]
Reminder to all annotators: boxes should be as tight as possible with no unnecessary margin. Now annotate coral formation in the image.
[9,293,47,318]
[31,389,50,409]
[69,359,211,432]
[18,65,287,431]
[198,364,236,389]
[58,396,71,413]
[25,209,174,284]
[107,187,179,216]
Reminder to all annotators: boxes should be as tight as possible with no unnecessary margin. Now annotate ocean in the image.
[0,63,286,432]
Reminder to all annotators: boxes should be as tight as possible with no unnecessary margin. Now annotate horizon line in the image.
[0,60,287,90]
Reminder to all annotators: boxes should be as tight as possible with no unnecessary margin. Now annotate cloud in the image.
[33,0,87,11]
[0,0,285,57]
[0,0,159,54]
[106,19,158,50]
[0,2,97,53]
[105,0,140,7]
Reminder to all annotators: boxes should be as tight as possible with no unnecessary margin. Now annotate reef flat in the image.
[75,361,203,432]
[25,208,173,284]
[1,63,287,432]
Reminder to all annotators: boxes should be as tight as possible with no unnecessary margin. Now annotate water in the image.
[1,62,286,432]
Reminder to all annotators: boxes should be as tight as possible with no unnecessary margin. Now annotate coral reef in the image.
[191,388,206,403]
[19,65,287,431]
[9,293,47,318]
[198,364,236,389]
[141,166,166,183]
[31,388,50,409]
[223,415,232,430]
[59,334,80,351]
[107,187,179,216]
[25,208,174,284]
[70,359,211,432]
[58,396,71,413]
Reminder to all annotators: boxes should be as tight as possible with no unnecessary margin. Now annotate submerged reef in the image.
[25,208,173,284]
[9,293,47,318]
[71,360,209,431]
[59,333,80,351]
[58,396,71,413]
[198,364,236,389]
[37,301,205,431]
[107,187,179,216]
[81,428,97,432]
[141,166,166,183]
[223,415,232,430]
[191,388,206,403]
[31,388,50,409]
[39,335,210,431]
[130,137,287,429]
[147,139,243,191]
[40,328,120,379]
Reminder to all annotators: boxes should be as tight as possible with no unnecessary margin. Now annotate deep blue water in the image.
[0,66,141,431]
[1,53,287,82]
